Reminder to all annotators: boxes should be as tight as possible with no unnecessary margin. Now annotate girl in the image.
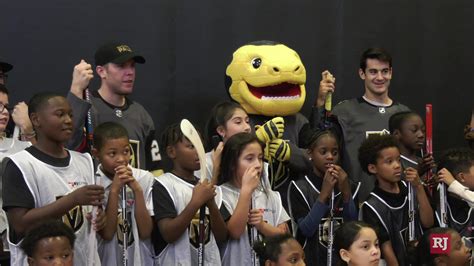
[287,128,359,266]
[389,111,435,177]
[219,132,290,266]
[334,221,380,266]
[253,234,305,266]
[412,227,471,266]
[200,101,251,183]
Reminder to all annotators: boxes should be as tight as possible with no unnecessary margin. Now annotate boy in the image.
[92,121,155,265]
[153,123,228,265]
[359,134,434,266]
[436,148,474,241]
[20,219,75,266]
[2,92,105,265]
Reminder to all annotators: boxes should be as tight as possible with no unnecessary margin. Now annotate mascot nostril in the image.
[225,40,312,207]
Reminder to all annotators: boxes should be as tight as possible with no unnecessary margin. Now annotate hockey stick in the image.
[250,196,258,266]
[122,186,128,266]
[180,119,207,266]
[327,190,335,266]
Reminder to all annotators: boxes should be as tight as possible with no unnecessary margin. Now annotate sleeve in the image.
[360,203,390,244]
[66,91,91,150]
[145,129,163,173]
[297,200,329,238]
[274,192,290,225]
[152,180,177,221]
[219,204,231,222]
[342,199,358,221]
[2,158,35,211]
[141,172,156,216]
[448,180,474,208]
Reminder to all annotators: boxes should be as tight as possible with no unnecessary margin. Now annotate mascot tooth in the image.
[226,41,312,207]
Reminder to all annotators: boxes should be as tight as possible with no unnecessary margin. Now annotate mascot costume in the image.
[226,41,312,204]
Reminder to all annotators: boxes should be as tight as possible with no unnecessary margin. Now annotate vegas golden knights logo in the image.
[117,211,134,246]
[189,211,210,248]
[129,140,140,169]
[57,196,84,233]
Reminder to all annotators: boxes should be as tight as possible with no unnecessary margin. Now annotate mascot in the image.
[226,41,312,203]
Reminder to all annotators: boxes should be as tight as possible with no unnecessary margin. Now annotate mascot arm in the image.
[267,139,290,162]
[255,117,285,143]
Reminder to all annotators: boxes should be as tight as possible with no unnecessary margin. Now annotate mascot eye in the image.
[251,58,262,69]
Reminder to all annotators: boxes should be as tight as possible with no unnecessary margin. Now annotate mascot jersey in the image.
[226,41,311,203]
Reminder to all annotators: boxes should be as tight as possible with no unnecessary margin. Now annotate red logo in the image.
[430,233,451,254]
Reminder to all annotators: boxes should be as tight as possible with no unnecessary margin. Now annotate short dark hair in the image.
[438,148,474,176]
[0,84,9,95]
[28,92,63,118]
[93,122,129,150]
[253,234,295,263]
[20,219,75,257]
[358,134,399,174]
[160,122,186,158]
[218,132,264,185]
[360,47,392,71]
[334,221,378,266]
[388,111,421,134]
[410,227,457,266]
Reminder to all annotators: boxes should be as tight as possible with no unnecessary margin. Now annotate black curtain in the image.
[1,0,473,153]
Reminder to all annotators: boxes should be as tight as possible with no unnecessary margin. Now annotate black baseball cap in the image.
[94,42,145,66]
[0,60,13,73]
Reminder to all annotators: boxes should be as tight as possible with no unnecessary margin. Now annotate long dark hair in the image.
[205,101,246,150]
[218,132,264,185]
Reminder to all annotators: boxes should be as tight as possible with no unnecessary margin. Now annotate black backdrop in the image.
[1,0,473,154]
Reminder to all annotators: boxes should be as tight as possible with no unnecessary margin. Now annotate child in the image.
[359,134,434,266]
[0,84,32,256]
[20,219,76,266]
[153,123,227,265]
[436,148,474,240]
[334,221,381,266]
[389,111,435,178]
[2,92,105,265]
[201,101,251,182]
[253,234,305,266]
[92,122,155,265]
[411,227,471,266]
[218,132,290,266]
[287,128,359,266]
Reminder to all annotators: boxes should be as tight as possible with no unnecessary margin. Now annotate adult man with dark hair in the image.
[315,47,410,200]
[67,42,162,174]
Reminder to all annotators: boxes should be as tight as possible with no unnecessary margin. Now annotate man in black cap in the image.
[0,60,13,85]
[67,42,162,174]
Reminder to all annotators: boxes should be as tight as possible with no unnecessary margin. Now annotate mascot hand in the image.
[267,139,290,162]
[255,117,285,143]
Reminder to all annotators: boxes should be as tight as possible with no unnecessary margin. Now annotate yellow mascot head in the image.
[226,41,306,116]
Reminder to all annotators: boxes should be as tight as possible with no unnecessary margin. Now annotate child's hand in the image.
[437,168,456,186]
[86,207,106,231]
[248,208,264,229]
[110,165,133,192]
[418,153,436,177]
[191,179,216,208]
[319,168,337,203]
[330,165,351,198]
[241,165,261,194]
[405,167,422,188]
[71,185,104,206]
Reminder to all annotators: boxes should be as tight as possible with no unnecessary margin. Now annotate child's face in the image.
[236,141,263,183]
[368,147,402,183]
[172,137,200,172]
[440,231,471,266]
[308,135,339,177]
[95,137,131,177]
[0,92,9,133]
[341,227,380,266]
[218,108,251,142]
[269,238,305,266]
[397,115,425,152]
[33,96,73,143]
[28,236,73,266]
